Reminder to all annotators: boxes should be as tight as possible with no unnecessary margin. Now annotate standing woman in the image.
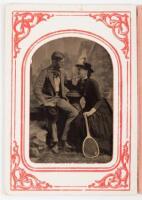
[72,62,113,156]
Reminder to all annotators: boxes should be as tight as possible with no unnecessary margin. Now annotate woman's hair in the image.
[87,71,92,78]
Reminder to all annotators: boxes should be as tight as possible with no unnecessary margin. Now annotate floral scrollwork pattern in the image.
[11,140,52,190]
[88,142,129,189]
[13,12,54,58]
[89,13,129,58]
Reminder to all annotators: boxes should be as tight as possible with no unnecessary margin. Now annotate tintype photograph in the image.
[5,4,137,193]
[30,37,113,163]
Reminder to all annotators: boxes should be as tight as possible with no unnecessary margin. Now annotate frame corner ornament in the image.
[13,12,54,58]
[88,141,129,189]
[11,140,52,191]
[89,13,129,59]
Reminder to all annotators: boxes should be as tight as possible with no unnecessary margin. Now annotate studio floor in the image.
[30,120,112,164]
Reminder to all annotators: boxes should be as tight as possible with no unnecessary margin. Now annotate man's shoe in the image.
[62,141,73,151]
[51,143,59,154]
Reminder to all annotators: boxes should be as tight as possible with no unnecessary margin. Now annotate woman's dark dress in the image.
[69,78,113,155]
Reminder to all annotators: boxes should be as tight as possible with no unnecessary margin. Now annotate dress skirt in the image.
[69,98,113,155]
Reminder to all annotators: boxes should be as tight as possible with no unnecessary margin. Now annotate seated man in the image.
[34,51,78,153]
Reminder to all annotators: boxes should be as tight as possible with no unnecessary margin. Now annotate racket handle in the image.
[84,114,90,137]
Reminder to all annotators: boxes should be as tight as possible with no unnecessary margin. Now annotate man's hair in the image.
[51,51,64,61]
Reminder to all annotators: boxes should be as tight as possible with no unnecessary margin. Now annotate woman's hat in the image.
[76,61,94,73]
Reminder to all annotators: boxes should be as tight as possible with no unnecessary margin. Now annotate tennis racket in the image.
[82,114,100,159]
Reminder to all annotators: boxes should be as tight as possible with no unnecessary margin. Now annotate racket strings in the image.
[83,137,99,158]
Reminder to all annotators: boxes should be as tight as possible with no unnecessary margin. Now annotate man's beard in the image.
[54,64,61,70]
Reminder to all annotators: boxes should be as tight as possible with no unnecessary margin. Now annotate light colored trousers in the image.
[50,97,78,142]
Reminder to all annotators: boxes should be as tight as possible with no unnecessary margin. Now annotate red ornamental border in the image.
[13,11,130,59]
[10,11,131,191]
[89,13,129,58]
[11,140,129,191]
[13,12,54,58]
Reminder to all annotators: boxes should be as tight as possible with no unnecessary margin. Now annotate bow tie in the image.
[53,71,60,77]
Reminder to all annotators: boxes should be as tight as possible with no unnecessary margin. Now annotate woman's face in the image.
[78,68,88,79]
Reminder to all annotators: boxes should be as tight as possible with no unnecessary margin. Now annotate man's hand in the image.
[43,98,57,107]
[44,102,56,107]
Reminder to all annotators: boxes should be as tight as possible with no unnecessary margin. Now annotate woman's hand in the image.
[80,97,86,109]
[83,107,96,117]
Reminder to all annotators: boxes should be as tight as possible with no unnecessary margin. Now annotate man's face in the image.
[58,58,64,68]
[53,58,64,69]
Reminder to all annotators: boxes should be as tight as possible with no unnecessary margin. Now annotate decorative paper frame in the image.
[5,4,137,194]
[138,5,142,193]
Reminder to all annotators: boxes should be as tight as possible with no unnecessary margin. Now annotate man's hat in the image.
[51,51,64,60]
[76,58,94,73]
